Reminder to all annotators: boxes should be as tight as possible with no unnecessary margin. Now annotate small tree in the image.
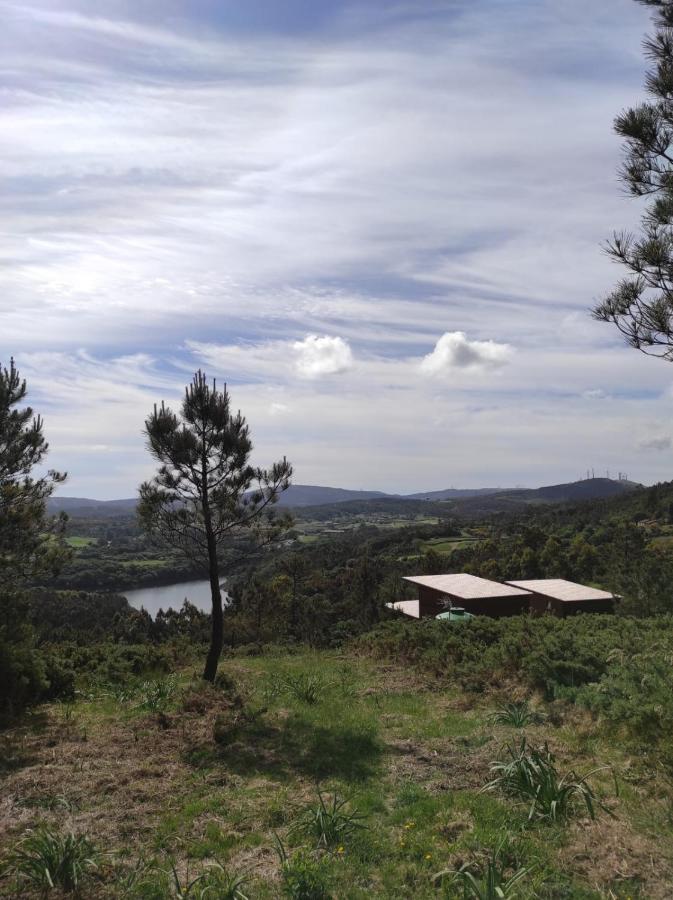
[139,371,292,681]
[593,1,673,357]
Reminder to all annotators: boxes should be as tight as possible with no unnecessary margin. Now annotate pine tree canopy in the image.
[593,0,673,358]
[138,371,292,560]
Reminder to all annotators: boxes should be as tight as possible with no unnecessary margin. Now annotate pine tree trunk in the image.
[203,554,223,682]
[202,476,223,682]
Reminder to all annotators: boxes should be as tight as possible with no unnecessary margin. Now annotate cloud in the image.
[293,335,353,378]
[186,335,354,382]
[638,436,672,452]
[582,388,609,400]
[420,332,512,375]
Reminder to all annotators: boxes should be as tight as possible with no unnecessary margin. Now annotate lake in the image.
[123,579,226,617]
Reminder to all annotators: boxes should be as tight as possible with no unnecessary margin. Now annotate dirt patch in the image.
[387,736,494,791]
[560,814,673,900]
[0,698,221,848]
[370,663,438,696]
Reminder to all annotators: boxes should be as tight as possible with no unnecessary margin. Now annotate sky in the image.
[2,0,672,498]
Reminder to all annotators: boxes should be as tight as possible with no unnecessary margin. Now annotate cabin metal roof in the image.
[402,573,531,599]
[505,579,614,603]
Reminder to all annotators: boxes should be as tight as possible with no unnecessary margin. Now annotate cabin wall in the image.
[528,593,615,617]
[417,587,448,617]
[458,595,530,617]
[416,586,530,618]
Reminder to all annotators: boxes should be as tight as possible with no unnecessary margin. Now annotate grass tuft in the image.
[136,675,179,712]
[435,842,535,899]
[280,673,328,705]
[6,825,100,893]
[482,737,612,823]
[490,700,545,728]
[289,790,367,849]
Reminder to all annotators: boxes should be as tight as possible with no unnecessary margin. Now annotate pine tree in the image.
[593,1,673,357]
[139,371,292,681]
[0,358,67,590]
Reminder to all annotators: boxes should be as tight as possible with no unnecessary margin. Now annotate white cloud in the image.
[420,332,512,375]
[638,436,672,452]
[186,335,354,382]
[293,335,354,378]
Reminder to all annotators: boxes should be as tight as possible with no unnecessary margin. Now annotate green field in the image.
[419,536,479,554]
[118,557,173,569]
[65,535,97,548]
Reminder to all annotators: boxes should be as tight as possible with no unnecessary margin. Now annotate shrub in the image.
[578,645,673,748]
[0,639,75,719]
[355,615,673,757]
[482,738,611,823]
[6,826,100,893]
[50,642,177,689]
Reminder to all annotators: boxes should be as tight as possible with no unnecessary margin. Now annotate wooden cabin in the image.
[390,574,616,620]
[396,573,532,618]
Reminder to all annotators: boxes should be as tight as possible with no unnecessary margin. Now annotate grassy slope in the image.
[1,651,672,898]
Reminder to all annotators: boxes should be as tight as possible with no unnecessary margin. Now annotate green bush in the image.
[0,640,75,718]
[356,614,673,765]
[50,642,177,688]
[578,645,673,751]
[356,615,672,701]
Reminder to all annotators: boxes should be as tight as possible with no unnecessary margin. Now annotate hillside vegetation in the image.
[1,634,672,898]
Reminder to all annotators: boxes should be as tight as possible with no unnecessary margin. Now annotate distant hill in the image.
[47,497,138,518]
[276,485,389,507]
[48,478,641,517]
[48,486,391,517]
[441,478,641,519]
[405,487,502,501]
[295,496,453,521]
[494,477,639,504]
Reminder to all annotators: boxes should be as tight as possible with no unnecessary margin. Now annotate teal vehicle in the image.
[435,607,475,622]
